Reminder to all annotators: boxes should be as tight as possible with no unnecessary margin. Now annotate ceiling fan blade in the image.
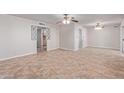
[64,14,68,16]
[71,20,79,23]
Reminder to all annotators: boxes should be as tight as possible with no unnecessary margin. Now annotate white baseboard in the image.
[59,47,75,51]
[88,45,120,50]
[0,48,59,61]
[0,52,37,61]
[47,47,59,51]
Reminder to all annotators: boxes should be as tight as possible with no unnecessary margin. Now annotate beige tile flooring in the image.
[0,47,124,79]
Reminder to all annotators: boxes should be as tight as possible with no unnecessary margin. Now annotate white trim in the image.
[0,52,37,61]
[47,48,59,51]
[59,47,75,51]
[88,45,120,50]
[31,24,49,28]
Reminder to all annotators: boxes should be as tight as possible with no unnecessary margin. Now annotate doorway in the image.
[37,28,47,53]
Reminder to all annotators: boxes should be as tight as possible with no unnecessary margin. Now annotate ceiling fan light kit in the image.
[94,23,103,30]
[62,19,70,24]
[95,26,102,30]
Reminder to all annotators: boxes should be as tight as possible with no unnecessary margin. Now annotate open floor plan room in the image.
[0,14,124,79]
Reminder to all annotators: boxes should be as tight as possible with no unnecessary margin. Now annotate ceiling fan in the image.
[56,14,79,24]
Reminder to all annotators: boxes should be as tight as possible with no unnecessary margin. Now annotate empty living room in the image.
[0,14,124,79]
[1,0,124,92]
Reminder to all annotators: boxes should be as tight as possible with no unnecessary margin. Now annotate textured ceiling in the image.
[11,14,124,27]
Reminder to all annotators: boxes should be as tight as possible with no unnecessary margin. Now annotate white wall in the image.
[82,27,88,48]
[74,24,88,51]
[47,24,59,51]
[74,24,80,51]
[59,23,87,51]
[87,26,120,50]
[120,19,124,53]
[0,15,59,61]
[0,15,37,60]
[59,24,75,50]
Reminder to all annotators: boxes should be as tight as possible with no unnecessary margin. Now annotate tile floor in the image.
[0,47,124,79]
